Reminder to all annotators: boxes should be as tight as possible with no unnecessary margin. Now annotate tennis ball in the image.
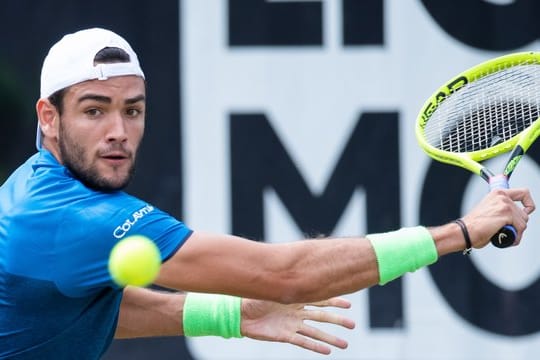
[108,235,161,287]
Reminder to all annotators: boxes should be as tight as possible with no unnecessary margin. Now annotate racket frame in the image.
[416,51,540,179]
[415,51,540,248]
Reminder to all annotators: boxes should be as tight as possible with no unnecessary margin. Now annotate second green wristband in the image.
[183,293,243,338]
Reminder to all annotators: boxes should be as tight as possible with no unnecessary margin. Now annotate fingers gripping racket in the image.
[416,52,540,248]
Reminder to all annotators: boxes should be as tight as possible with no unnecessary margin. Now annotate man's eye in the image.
[85,108,102,116]
[126,109,142,117]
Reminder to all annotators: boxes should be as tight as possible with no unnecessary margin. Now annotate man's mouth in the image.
[100,151,130,165]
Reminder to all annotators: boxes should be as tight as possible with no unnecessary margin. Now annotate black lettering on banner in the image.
[419,143,540,336]
[228,0,322,46]
[230,112,403,328]
[343,0,384,46]
[421,0,540,50]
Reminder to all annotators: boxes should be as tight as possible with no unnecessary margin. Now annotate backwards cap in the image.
[36,28,145,148]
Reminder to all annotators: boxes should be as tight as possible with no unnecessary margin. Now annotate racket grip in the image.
[490,225,517,248]
[489,175,516,248]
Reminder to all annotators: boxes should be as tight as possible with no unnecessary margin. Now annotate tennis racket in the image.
[416,51,540,249]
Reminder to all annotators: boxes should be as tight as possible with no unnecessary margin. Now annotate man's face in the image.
[57,76,146,191]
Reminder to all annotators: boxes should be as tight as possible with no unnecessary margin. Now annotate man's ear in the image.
[36,98,59,141]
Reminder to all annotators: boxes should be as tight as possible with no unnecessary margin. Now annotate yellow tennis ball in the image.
[108,235,161,287]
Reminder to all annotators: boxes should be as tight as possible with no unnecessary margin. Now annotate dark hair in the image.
[47,47,131,114]
[93,46,130,64]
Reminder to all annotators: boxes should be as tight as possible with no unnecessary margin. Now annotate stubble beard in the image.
[58,126,136,192]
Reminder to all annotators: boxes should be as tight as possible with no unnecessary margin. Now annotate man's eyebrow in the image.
[76,94,146,104]
[77,94,111,104]
[125,94,146,105]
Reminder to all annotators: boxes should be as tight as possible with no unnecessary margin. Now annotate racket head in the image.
[416,51,540,176]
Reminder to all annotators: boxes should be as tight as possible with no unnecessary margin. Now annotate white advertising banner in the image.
[181,1,540,359]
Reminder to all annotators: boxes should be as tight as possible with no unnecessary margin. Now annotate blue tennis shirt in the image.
[0,149,192,359]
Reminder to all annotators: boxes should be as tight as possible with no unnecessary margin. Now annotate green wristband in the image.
[367,226,438,285]
[183,293,243,338]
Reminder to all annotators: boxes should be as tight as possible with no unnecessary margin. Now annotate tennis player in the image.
[0,28,534,359]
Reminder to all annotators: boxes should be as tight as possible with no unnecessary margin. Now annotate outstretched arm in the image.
[115,286,355,355]
[157,188,534,303]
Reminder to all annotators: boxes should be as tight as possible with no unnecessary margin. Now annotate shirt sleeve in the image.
[53,191,192,297]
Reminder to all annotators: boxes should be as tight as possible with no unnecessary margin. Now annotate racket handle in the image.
[489,175,516,248]
[490,225,517,248]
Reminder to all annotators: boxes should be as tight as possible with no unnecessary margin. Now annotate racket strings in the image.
[424,63,540,154]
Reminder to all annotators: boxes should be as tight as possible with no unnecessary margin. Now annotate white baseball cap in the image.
[36,28,145,149]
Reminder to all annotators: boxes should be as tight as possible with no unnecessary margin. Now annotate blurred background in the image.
[2,1,540,359]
